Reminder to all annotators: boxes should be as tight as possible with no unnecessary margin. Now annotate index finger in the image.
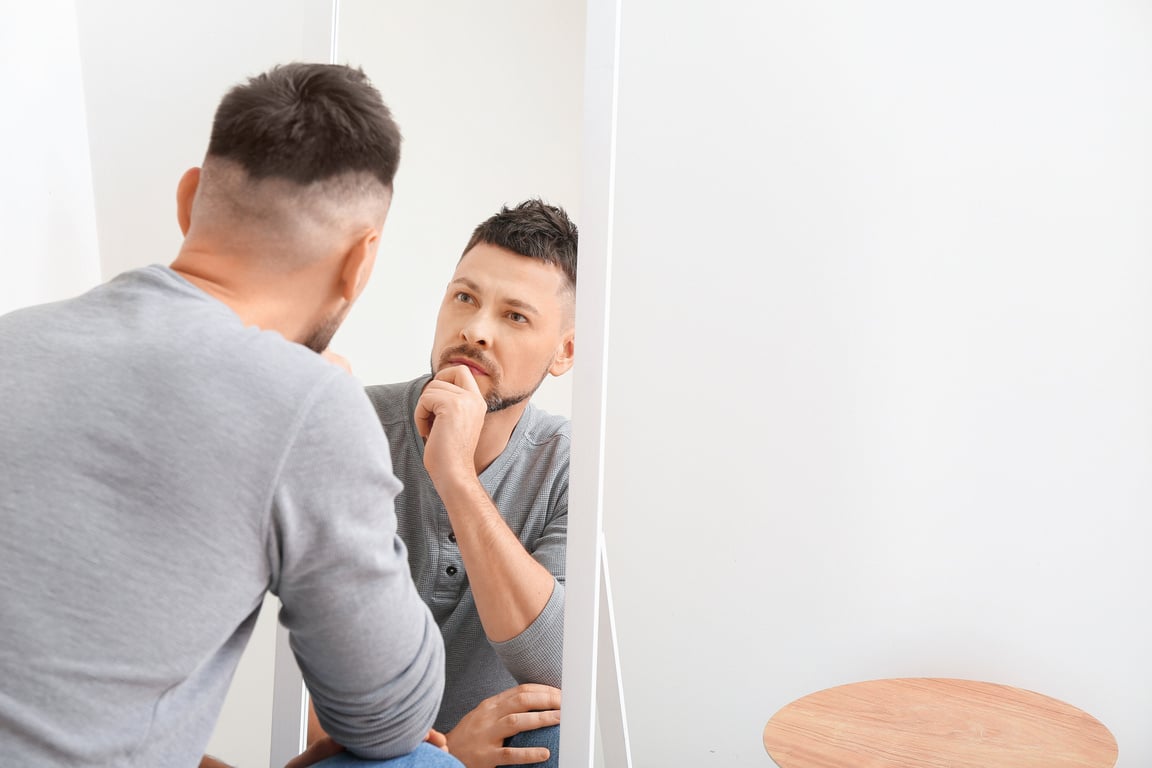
[433,364,481,393]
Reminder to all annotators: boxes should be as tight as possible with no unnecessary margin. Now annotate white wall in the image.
[603,1,1151,766]
[74,0,324,281]
[0,0,100,315]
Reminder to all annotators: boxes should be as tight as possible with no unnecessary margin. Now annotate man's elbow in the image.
[317,689,440,761]
[314,641,445,759]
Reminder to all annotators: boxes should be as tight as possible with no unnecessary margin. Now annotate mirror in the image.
[269,2,597,767]
[266,2,616,768]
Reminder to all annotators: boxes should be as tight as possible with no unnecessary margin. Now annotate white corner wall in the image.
[74,0,320,281]
[603,2,1151,766]
[0,0,100,315]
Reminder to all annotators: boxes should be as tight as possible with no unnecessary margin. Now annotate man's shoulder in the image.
[2,264,342,408]
[364,378,411,402]
[364,375,429,427]
[521,404,572,456]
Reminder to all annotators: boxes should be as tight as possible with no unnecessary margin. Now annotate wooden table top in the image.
[763,678,1117,768]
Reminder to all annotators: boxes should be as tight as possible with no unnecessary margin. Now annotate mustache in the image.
[438,344,498,376]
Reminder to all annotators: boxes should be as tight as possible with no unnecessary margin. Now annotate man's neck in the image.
[169,251,321,345]
[474,400,530,475]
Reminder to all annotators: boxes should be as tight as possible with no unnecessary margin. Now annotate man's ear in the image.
[339,228,380,303]
[176,167,201,235]
[549,331,576,376]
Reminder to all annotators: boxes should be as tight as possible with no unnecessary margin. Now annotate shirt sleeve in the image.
[266,370,444,759]
[490,483,567,687]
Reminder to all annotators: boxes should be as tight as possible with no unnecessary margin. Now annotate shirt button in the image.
[448,532,457,543]
[446,565,458,576]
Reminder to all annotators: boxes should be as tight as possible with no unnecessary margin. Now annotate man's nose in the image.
[460,314,491,346]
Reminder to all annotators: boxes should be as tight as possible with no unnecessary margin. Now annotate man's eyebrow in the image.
[504,298,540,316]
[449,277,480,293]
[450,277,540,316]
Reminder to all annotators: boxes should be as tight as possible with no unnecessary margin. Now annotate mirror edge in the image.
[560,0,622,765]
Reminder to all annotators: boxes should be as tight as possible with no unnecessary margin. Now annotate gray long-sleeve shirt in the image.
[0,266,444,767]
[366,376,567,731]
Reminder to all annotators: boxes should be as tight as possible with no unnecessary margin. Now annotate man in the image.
[0,63,455,767]
[306,200,575,768]
[366,200,577,768]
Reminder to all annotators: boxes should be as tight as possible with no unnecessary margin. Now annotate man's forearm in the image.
[436,474,555,643]
[489,583,564,687]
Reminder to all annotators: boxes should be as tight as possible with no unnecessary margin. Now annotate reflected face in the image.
[431,243,575,413]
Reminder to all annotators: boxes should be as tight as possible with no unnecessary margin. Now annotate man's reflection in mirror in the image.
[309,200,577,768]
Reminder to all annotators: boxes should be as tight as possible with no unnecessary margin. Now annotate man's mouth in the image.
[449,357,489,377]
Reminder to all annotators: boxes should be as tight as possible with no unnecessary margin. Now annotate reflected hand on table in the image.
[445,684,561,768]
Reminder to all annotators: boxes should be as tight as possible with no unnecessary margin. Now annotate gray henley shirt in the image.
[366,376,567,731]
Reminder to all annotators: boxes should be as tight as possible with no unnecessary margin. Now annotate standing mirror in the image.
[266,2,624,767]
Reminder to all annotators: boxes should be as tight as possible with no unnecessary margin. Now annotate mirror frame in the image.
[559,0,623,764]
[268,2,622,767]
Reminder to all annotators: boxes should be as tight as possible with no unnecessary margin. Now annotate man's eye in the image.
[455,292,475,304]
[508,312,528,324]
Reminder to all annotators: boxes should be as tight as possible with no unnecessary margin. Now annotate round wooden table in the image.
[763,678,1117,768]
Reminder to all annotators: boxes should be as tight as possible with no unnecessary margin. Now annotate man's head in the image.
[174,63,401,352]
[206,63,400,190]
[432,200,579,413]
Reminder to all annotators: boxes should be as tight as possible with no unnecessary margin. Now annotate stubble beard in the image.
[432,345,550,413]
[483,385,536,414]
[302,304,348,354]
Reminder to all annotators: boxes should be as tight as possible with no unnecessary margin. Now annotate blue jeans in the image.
[312,743,463,768]
[503,725,560,768]
[308,726,558,768]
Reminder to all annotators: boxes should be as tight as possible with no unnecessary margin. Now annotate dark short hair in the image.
[463,199,578,290]
[207,63,401,189]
